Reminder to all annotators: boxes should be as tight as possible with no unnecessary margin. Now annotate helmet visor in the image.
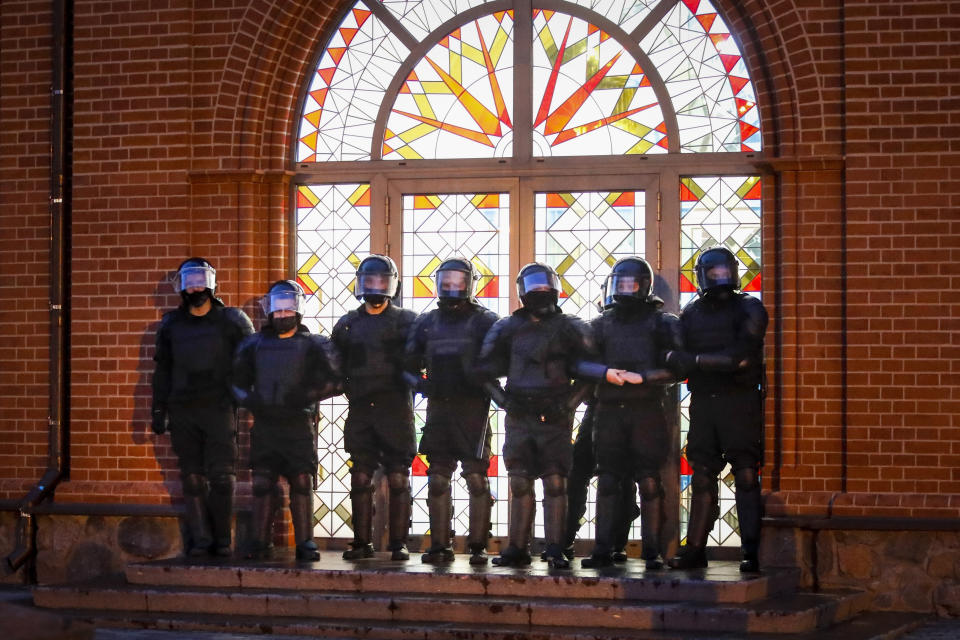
[356,272,398,298]
[260,289,304,317]
[174,265,216,293]
[435,269,471,299]
[517,269,560,297]
[701,263,737,290]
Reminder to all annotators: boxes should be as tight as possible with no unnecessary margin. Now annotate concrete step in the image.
[41,606,929,640]
[33,575,870,635]
[124,554,800,604]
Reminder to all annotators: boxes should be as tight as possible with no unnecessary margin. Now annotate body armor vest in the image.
[504,313,583,395]
[593,308,663,401]
[166,308,233,401]
[338,305,415,399]
[682,293,764,391]
[251,333,311,409]
[422,310,483,398]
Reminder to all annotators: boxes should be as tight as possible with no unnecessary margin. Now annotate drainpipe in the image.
[6,0,72,575]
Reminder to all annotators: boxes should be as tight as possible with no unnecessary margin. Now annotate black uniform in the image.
[584,298,681,568]
[478,305,604,567]
[232,323,339,560]
[669,290,768,571]
[332,302,418,558]
[152,299,254,555]
[405,300,499,563]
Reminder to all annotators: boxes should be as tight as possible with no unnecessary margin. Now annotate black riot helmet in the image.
[434,257,477,301]
[695,246,740,295]
[517,262,561,316]
[260,280,305,318]
[173,257,216,294]
[355,254,399,303]
[603,256,653,308]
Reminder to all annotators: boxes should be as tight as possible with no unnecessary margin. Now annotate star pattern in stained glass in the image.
[384,12,515,159]
[532,11,667,156]
[640,0,761,152]
[297,7,409,161]
[296,184,371,537]
[535,190,645,319]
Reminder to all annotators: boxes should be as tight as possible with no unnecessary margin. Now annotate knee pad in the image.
[542,473,566,498]
[596,473,621,497]
[463,472,489,497]
[350,471,374,497]
[509,475,534,498]
[289,473,313,496]
[427,473,451,497]
[252,473,277,498]
[690,466,719,498]
[387,471,410,495]
[181,473,207,497]
[208,473,235,497]
[637,476,663,501]
[734,466,760,492]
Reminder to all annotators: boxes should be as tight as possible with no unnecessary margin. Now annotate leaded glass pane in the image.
[381,0,492,42]
[384,12,515,159]
[677,175,761,547]
[402,192,511,537]
[296,183,371,537]
[566,0,659,33]
[640,0,761,152]
[534,189,645,540]
[297,4,409,161]
[532,11,666,157]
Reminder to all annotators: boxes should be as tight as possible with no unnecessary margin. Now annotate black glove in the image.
[151,408,167,435]
[665,350,697,374]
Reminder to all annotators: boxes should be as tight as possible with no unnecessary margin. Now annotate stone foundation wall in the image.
[763,525,960,615]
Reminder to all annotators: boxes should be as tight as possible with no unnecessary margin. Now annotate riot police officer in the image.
[332,255,418,561]
[478,262,610,569]
[151,258,254,556]
[232,280,341,561]
[404,258,500,565]
[665,246,768,572]
[582,257,682,570]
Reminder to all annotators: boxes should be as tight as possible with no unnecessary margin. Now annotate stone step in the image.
[42,605,926,640]
[124,555,800,604]
[33,576,870,635]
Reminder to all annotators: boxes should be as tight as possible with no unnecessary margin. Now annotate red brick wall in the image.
[1,0,958,519]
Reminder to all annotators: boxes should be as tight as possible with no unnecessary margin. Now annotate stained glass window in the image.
[678,175,762,547]
[297,0,760,161]
[532,11,666,156]
[402,192,511,536]
[296,184,371,537]
[384,13,515,159]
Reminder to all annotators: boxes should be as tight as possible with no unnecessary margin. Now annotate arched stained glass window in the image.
[294,0,765,548]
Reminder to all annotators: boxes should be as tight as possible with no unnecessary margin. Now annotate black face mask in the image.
[183,290,210,308]
[522,291,558,317]
[614,295,645,311]
[364,294,388,307]
[438,298,468,313]
[271,315,299,334]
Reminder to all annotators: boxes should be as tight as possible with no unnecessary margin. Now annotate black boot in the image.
[584,473,620,569]
[387,471,412,561]
[290,474,320,562]
[493,477,534,567]
[542,474,570,569]
[464,473,492,566]
[182,474,213,557]
[735,467,762,573]
[344,472,375,560]
[639,477,664,570]
[245,493,276,560]
[422,474,454,564]
[668,470,716,570]
[207,473,235,556]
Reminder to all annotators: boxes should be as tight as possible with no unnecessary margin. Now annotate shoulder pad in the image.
[223,306,253,325]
